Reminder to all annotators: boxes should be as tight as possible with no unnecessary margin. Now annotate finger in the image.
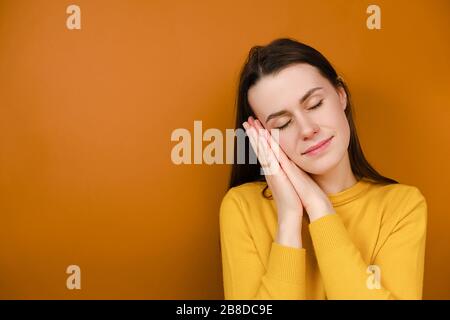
[243,122,259,158]
[253,119,310,187]
[246,119,280,175]
[252,119,288,168]
[245,118,268,164]
[256,130,272,171]
[243,121,271,169]
[255,127,281,176]
[249,118,285,176]
[248,116,256,127]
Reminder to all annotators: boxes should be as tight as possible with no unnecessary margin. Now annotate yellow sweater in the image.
[219,178,427,300]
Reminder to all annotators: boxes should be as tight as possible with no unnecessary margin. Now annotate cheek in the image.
[321,105,349,136]
[278,132,297,157]
[335,113,350,139]
[332,113,351,153]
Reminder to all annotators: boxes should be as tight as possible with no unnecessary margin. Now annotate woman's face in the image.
[247,63,350,175]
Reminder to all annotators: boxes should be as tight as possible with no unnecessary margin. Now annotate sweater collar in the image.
[327,178,372,206]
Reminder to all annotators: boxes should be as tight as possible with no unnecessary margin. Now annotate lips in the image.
[302,136,334,155]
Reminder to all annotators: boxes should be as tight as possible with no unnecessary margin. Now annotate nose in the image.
[296,113,320,141]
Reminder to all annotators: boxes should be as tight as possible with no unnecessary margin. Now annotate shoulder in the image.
[371,181,427,226]
[221,181,268,208]
[219,181,269,220]
[374,182,426,206]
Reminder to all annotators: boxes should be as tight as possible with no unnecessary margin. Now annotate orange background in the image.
[0,0,449,299]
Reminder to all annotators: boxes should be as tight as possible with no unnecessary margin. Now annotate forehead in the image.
[248,63,327,116]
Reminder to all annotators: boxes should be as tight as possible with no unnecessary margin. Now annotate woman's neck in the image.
[310,152,358,195]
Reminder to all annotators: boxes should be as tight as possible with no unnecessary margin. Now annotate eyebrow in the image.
[265,87,323,123]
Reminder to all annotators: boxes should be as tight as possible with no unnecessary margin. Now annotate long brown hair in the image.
[229,38,397,198]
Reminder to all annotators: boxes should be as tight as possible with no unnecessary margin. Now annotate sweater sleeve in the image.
[219,189,306,300]
[308,187,427,300]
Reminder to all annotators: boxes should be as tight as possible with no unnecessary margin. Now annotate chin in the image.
[296,151,344,176]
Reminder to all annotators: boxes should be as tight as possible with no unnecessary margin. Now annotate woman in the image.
[219,38,427,300]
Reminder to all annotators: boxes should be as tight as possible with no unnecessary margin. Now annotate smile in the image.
[302,136,334,156]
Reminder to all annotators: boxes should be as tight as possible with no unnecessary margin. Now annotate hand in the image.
[250,117,335,223]
[243,117,303,226]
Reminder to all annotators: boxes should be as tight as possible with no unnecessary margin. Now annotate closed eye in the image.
[276,119,291,130]
[309,99,323,110]
[276,99,323,130]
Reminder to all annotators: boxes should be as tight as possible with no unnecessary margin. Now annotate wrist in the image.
[305,198,335,222]
[278,214,302,229]
[308,205,335,223]
[276,220,303,249]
